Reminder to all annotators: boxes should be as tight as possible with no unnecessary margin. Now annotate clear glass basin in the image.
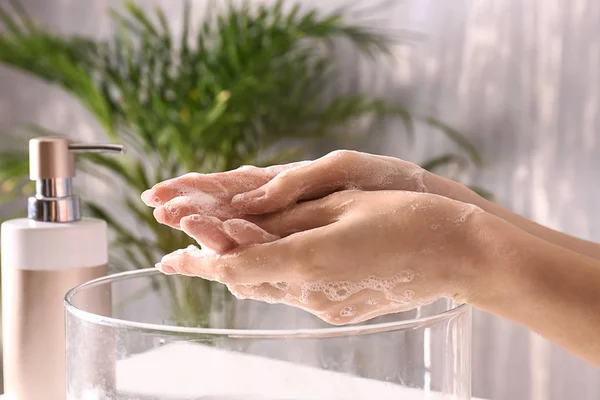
[65,268,471,399]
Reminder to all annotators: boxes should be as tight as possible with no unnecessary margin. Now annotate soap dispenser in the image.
[1,136,124,400]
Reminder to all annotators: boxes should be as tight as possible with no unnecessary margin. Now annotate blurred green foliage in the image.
[0,0,483,324]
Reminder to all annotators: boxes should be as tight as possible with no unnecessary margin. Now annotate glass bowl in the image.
[65,268,471,399]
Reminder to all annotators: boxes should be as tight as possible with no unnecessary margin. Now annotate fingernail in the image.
[141,189,161,206]
[153,207,166,222]
[232,188,266,204]
[141,190,153,204]
[156,263,177,274]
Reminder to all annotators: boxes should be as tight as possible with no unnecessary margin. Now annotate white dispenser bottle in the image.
[1,136,123,400]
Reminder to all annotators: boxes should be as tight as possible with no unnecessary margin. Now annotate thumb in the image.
[180,215,236,252]
[229,180,294,214]
[230,158,348,214]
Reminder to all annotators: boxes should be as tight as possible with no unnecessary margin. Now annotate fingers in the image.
[141,173,218,207]
[154,194,243,229]
[180,215,279,252]
[231,150,426,215]
[231,153,351,214]
[141,169,274,208]
[264,160,312,174]
[158,217,340,284]
[158,239,297,284]
[253,192,353,236]
[180,215,236,252]
[157,193,354,282]
[222,219,279,246]
[142,162,310,208]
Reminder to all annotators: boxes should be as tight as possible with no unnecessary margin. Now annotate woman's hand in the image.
[140,161,310,229]
[141,150,484,230]
[142,149,600,261]
[143,152,600,364]
[156,190,486,325]
[152,186,600,366]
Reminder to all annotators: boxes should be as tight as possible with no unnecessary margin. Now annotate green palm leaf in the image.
[0,0,485,280]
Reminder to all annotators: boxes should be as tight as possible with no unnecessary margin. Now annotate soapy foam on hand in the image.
[290,271,416,305]
[228,151,429,208]
[152,155,487,325]
[320,151,427,194]
[167,191,482,323]
[162,190,243,222]
[159,195,482,325]
[223,219,279,244]
[154,151,431,229]
[340,305,357,317]
[167,240,422,315]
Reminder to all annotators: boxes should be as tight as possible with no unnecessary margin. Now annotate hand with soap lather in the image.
[142,150,600,367]
[155,190,484,325]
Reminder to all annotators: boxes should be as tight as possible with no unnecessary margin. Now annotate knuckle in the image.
[328,149,359,164]
[235,165,261,174]
[272,168,297,185]
[263,177,292,201]
[178,172,202,185]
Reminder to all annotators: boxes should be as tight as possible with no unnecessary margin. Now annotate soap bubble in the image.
[340,305,356,317]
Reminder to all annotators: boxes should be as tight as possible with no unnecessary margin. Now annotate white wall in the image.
[1,1,599,399]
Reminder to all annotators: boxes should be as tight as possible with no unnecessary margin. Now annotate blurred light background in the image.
[0,0,599,399]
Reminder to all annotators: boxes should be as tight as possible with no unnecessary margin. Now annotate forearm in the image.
[426,172,600,260]
[483,199,600,260]
[468,212,600,366]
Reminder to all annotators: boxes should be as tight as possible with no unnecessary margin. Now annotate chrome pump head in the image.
[28,137,125,223]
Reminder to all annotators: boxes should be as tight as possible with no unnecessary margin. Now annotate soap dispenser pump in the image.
[1,136,124,400]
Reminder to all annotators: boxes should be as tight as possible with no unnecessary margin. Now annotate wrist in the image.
[422,170,488,210]
[454,210,528,308]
